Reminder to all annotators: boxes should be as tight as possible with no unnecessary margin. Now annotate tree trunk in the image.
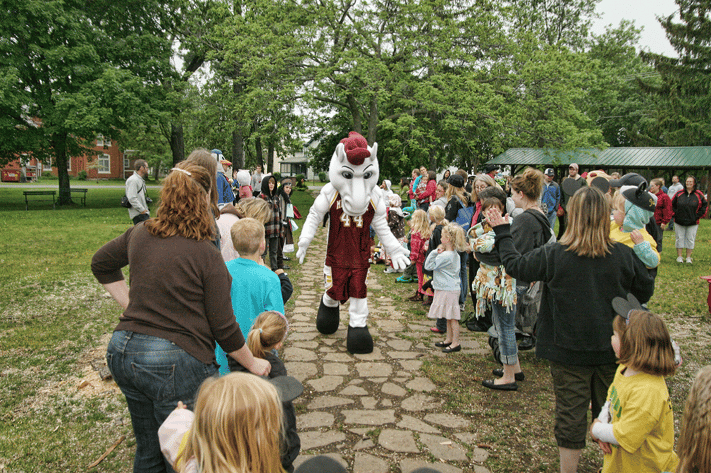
[170,123,185,166]
[268,142,275,176]
[347,94,362,134]
[366,97,378,146]
[232,129,244,170]
[53,133,72,205]
[255,136,264,172]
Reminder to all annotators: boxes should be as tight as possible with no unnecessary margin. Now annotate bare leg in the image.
[442,319,453,344]
[677,247,683,258]
[496,362,522,385]
[686,248,693,259]
[448,319,460,347]
[559,447,582,473]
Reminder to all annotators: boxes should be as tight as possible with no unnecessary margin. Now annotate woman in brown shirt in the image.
[92,162,269,473]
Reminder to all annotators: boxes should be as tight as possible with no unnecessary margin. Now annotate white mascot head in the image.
[329,132,379,217]
[236,170,251,186]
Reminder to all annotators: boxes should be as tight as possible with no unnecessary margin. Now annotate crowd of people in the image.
[104,154,709,473]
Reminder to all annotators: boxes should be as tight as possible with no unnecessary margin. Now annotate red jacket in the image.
[416,180,436,204]
[653,191,673,226]
[409,232,428,264]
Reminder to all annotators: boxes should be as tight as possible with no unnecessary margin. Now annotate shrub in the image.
[318,171,328,183]
[295,174,307,188]
[272,172,282,182]
[77,170,87,181]
[42,172,56,179]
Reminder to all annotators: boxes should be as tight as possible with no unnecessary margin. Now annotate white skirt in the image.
[427,290,461,320]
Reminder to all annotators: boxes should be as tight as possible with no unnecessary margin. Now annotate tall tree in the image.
[640,0,711,145]
[0,0,153,203]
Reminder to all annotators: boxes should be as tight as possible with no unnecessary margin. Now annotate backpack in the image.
[454,197,475,231]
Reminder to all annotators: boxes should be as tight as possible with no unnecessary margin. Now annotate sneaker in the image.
[459,303,465,312]
[396,275,414,283]
[383,267,398,273]
[677,256,684,263]
[686,257,693,264]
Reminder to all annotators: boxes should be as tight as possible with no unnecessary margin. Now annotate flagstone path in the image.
[285,228,494,473]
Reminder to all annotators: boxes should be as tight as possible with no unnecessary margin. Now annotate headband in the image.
[171,167,191,176]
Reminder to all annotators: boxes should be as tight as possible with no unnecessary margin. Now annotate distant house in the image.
[1,135,136,181]
[276,140,319,180]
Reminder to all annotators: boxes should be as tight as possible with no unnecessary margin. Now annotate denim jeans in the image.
[458,252,468,306]
[492,299,518,365]
[106,331,218,473]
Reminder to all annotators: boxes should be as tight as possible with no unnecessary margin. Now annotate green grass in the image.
[0,185,314,472]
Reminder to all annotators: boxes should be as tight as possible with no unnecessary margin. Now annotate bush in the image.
[42,172,56,180]
[318,171,328,183]
[272,172,282,182]
[77,170,87,181]
[295,174,307,188]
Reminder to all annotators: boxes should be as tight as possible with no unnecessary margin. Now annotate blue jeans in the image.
[106,331,218,473]
[458,252,468,306]
[492,298,518,365]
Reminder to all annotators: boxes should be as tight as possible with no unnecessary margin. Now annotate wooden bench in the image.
[23,191,56,210]
[70,188,88,207]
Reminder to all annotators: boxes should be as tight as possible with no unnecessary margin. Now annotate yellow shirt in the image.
[602,365,678,473]
[609,222,659,269]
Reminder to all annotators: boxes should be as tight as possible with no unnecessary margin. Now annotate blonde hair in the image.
[511,167,544,202]
[247,311,288,359]
[145,163,215,241]
[409,209,432,239]
[231,218,265,256]
[428,205,445,224]
[613,311,676,377]
[441,222,469,252]
[611,192,626,213]
[444,183,469,207]
[233,197,272,224]
[559,186,614,257]
[677,366,711,473]
[177,373,283,473]
[185,149,219,218]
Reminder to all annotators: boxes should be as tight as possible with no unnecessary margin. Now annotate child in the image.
[425,222,468,353]
[408,209,433,301]
[676,365,711,473]
[470,197,517,326]
[215,218,284,375]
[158,373,285,473]
[590,307,678,473]
[236,169,253,200]
[260,174,284,270]
[231,311,300,473]
[423,205,447,307]
[610,185,659,269]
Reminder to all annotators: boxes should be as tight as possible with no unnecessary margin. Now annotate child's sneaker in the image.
[396,275,414,283]
[383,267,398,274]
[686,257,693,264]
[677,256,684,263]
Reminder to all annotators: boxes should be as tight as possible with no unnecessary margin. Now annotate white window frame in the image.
[97,134,110,147]
[98,153,111,174]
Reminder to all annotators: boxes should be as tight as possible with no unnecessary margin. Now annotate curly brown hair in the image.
[144,162,215,241]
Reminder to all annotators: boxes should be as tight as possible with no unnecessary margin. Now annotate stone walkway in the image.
[285,228,493,473]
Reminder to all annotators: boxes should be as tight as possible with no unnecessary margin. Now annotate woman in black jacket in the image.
[671,175,708,264]
[485,186,654,473]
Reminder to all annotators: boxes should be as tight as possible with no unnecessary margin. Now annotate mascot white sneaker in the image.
[296,132,410,354]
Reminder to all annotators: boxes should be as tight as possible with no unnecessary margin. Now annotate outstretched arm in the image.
[371,195,410,269]
[296,184,335,263]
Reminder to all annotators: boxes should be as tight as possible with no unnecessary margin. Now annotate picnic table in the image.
[69,188,88,207]
[23,190,56,210]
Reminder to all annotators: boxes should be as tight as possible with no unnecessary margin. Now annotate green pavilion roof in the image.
[489,147,711,169]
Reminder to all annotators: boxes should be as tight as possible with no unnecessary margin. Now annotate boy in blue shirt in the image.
[215,218,284,375]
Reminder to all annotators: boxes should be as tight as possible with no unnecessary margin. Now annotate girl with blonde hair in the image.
[159,373,284,473]
[426,222,469,352]
[676,365,711,473]
[408,209,433,301]
[485,186,654,472]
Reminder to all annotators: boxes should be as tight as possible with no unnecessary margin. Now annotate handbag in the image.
[120,195,132,208]
[283,243,295,253]
[290,220,299,231]
[286,203,295,219]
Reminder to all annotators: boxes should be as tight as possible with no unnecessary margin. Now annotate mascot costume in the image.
[296,132,410,354]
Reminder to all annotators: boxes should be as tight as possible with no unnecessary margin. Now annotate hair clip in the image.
[171,167,192,176]
[259,328,263,334]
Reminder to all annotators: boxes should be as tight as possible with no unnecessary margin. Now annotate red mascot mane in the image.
[339,131,371,166]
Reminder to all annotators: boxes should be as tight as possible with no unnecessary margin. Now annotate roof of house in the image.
[489,147,711,169]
